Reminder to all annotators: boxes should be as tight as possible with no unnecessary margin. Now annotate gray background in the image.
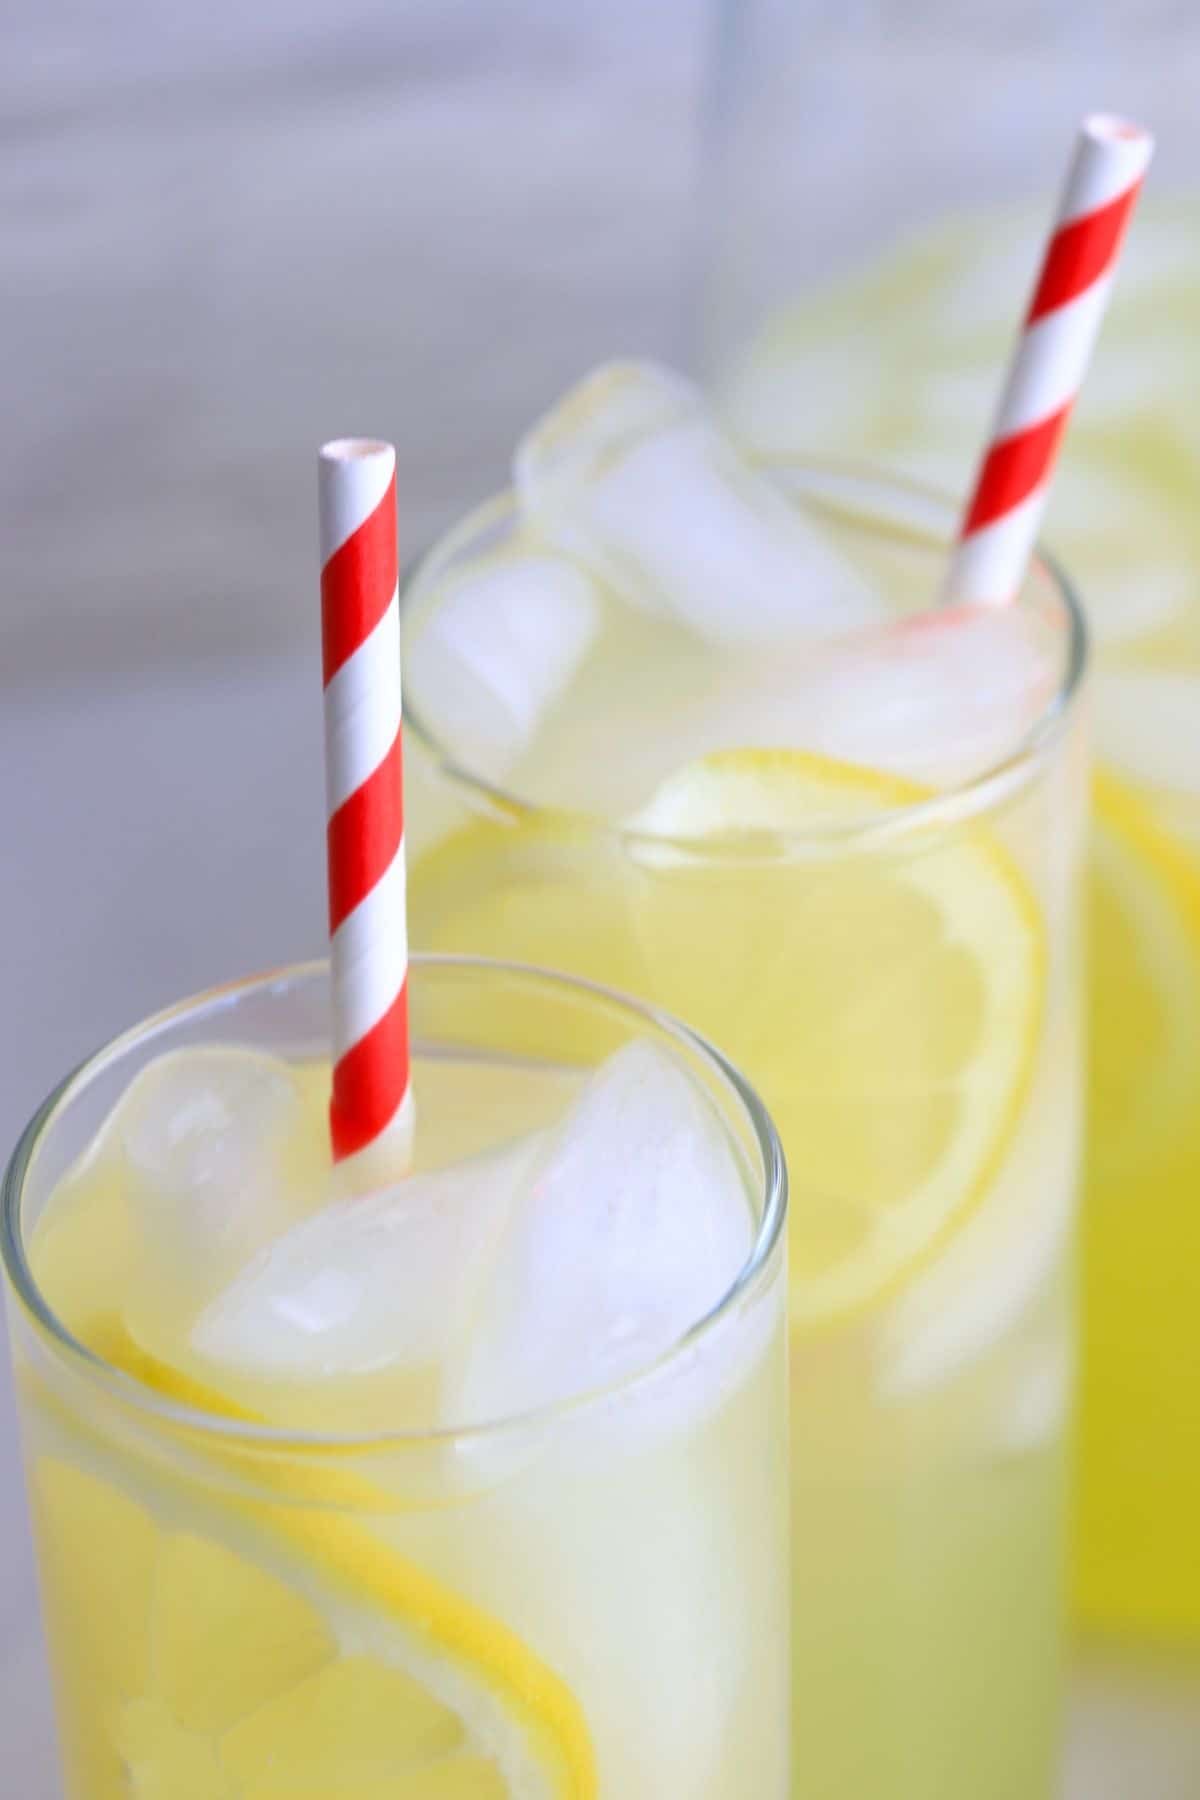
[2,3,1198,1792]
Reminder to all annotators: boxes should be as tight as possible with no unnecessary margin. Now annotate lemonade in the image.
[2,958,789,1799]
[401,382,1087,1799]
[716,207,1200,1643]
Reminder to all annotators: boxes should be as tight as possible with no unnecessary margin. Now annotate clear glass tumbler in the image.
[3,955,789,1799]
[402,461,1088,1798]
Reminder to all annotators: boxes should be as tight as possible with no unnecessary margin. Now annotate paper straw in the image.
[942,114,1153,606]
[318,438,413,1164]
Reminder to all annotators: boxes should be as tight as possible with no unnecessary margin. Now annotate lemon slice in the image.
[30,1354,596,1800]
[411,750,1043,1328]
[408,813,654,1066]
[1076,769,1200,1641]
[626,751,1044,1326]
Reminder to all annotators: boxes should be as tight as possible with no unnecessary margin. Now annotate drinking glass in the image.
[3,956,789,1798]
[402,462,1088,1796]
[696,3,1200,1647]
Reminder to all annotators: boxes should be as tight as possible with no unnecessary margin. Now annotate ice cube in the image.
[776,601,1062,786]
[619,602,1063,824]
[191,1133,542,1385]
[461,1452,774,1797]
[446,1039,754,1426]
[113,1047,316,1329]
[514,361,883,646]
[406,547,600,781]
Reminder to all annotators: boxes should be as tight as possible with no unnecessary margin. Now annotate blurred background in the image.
[2,2,1199,1792]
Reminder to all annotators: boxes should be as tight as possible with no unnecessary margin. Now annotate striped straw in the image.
[942,113,1153,607]
[318,438,413,1166]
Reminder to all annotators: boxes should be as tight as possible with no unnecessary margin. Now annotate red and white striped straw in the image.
[318,438,413,1166]
[943,113,1153,607]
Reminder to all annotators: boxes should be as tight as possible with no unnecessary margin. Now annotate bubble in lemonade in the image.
[7,964,788,1800]
[402,363,1086,1799]
[719,203,1200,1646]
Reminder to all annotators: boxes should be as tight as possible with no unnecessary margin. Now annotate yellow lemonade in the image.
[3,961,788,1799]
[718,207,1200,1642]
[402,449,1086,1798]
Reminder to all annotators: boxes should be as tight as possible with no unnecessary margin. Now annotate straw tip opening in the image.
[320,437,395,467]
[1082,112,1154,152]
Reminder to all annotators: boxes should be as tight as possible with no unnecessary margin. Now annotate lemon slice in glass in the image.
[626,751,1044,1327]
[31,1412,595,1800]
[411,750,1044,1330]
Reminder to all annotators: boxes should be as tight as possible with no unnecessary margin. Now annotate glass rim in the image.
[401,455,1089,855]
[1,952,788,1455]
